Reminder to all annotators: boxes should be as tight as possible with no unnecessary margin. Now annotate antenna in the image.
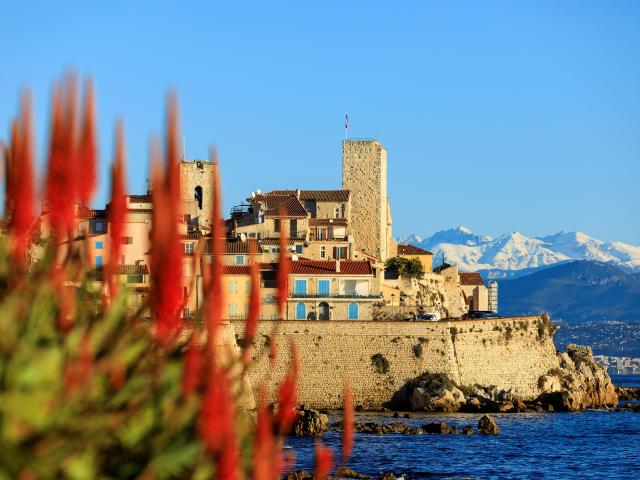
[345,111,349,140]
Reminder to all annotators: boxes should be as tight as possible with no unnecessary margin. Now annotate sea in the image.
[288,375,640,480]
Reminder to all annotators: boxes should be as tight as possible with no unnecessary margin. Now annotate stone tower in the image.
[342,140,391,261]
[179,160,219,231]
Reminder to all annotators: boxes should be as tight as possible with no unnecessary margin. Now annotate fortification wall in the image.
[232,316,558,409]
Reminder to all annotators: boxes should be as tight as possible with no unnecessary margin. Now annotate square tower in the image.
[342,140,389,261]
[179,160,219,231]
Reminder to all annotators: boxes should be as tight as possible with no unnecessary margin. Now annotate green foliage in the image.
[384,256,425,279]
[0,241,218,479]
[371,353,390,374]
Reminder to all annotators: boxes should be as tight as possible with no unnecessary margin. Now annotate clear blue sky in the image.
[2,1,639,244]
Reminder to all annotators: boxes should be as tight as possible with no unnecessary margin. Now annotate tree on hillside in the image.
[384,256,425,279]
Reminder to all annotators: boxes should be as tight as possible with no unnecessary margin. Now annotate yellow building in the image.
[397,243,433,273]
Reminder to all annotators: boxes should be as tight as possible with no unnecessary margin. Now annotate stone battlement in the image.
[233,316,559,409]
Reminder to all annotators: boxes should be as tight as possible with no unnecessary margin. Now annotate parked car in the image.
[417,312,440,321]
[467,311,501,319]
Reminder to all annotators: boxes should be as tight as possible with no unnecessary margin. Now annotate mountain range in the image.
[397,227,640,278]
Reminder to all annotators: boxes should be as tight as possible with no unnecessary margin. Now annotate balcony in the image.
[289,291,382,300]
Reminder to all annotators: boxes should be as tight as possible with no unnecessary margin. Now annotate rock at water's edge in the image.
[477,415,500,435]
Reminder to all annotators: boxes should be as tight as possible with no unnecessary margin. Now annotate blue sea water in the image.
[288,375,640,480]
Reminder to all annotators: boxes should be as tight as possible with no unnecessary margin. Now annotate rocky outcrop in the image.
[292,408,329,437]
[535,345,618,411]
[477,415,500,435]
[390,344,618,413]
[332,420,483,435]
[390,373,466,412]
[616,386,640,401]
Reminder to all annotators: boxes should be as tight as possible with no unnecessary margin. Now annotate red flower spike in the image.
[253,386,282,480]
[77,77,97,206]
[277,206,289,318]
[45,79,76,241]
[199,367,240,480]
[314,442,334,480]
[243,240,261,366]
[107,121,127,299]
[7,93,35,267]
[206,149,224,355]
[150,131,183,344]
[342,379,354,464]
[182,331,203,396]
[275,343,299,435]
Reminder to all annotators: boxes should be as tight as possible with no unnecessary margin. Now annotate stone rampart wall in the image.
[232,316,558,409]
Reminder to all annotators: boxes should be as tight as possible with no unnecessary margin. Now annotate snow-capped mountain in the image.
[397,226,640,274]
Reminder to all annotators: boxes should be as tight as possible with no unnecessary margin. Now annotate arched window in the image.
[194,186,203,210]
[318,301,330,321]
[348,302,359,320]
[295,302,306,320]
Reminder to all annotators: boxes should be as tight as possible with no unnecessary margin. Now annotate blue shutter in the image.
[96,255,103,267]
[348,302,359,320]
[294,279,307,295]
[318,280,330,296]
[295,302,306,320]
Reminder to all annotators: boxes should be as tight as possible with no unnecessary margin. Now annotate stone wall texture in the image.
[232,316,559,409]
[342,140,388,261]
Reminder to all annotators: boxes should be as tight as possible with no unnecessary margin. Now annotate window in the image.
[333,246,347,260]
[348,302,359,320]
[294,279,307,295]
[271,247,280,253]
[95,255,103,267]
[95,241,103,250]
[246,281,251,293]
[317,228,325,240]
[229,280,238,294]
[183,214,191,225]
[295,244,303,254]
[194,186,203,210]
[317,279,330,296]
[182,308,191,319]
[127,274,143,284]
[122,236,133,245]
[95,221,105,233]
[335,207,340,218]
[274,218,281,233]
[295,302,306,320]
[184,242,195,255]
[320,246,326,259]
[261,271,277,289]
[235,255,245,265]
[229,303,237,318]
[290,219,297,238]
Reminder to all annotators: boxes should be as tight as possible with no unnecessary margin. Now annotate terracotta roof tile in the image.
[289,260,373,276]
[268,190,350,202]
[203,238,261,254]
[260,237,300,246]
[459,272,485,286]
[309,218,348,227]
[127,194,152,202]
[261,194,307,217]
[397,244,433,256]
[223,263,277,275]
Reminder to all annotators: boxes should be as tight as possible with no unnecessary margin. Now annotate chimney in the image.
[336,259,341,273]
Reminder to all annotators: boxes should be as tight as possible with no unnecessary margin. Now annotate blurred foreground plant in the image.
[0,75,352,479]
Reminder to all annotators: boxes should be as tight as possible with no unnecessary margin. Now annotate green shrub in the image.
[384,256,425,279]
[371,353,390,374]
